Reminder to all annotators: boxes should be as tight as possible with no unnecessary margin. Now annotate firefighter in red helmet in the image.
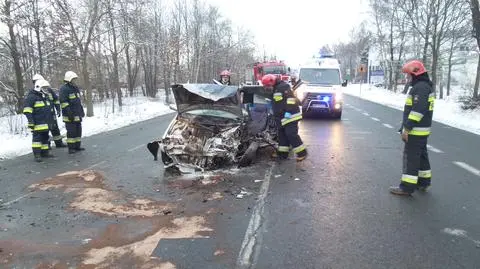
[390,60,434,196]
[219,70,231,85]
[262,74,307,161]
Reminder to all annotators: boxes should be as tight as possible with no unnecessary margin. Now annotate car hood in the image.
[171,84,242,116]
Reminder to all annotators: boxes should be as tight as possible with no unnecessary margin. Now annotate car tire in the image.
[333,111,342,120]
[161,150,173,165]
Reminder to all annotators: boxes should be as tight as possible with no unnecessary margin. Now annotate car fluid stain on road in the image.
[1,169,219,268]
[29,170,173,217]
[83,216,212,268]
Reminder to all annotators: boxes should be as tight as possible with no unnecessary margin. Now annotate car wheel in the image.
[161,150,173,165]
[333,111,342,120]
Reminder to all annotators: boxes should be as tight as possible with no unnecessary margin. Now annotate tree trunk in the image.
[108,5,122,109]
[126,45,134,97]
[33,0,43,74]
[447,38,455,97]
[471,0,480,99]
[5,0,25,113]
[82,55,94,117]
[475,54,480,99]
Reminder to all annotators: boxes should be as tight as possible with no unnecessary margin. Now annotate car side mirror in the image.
[169,103,177,111]
[341,80,348,87]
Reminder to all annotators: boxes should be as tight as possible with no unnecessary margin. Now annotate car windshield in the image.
[299,68,341,85]
[263,65,287,75]
[185,109,240,120]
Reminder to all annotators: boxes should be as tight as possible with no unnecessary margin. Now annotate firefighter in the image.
[59,71,85,154]
[261,74,307,161]
[32,74,66,148]
[219,70,232,85]
[390,60,434,196]
[23,79,55,162]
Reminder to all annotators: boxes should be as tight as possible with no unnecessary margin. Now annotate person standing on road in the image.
[32,74,66,149]
[261,74,307,161]
[22,79,55,162]
[390,60,434,196]
[59,71,85,154]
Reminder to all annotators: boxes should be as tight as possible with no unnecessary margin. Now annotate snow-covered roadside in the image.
[344,84,480,135]
[0,96,173,160]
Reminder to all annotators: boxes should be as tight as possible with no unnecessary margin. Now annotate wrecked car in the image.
[147,83,277,172]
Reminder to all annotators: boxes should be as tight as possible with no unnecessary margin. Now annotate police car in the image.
[293,56,347,119]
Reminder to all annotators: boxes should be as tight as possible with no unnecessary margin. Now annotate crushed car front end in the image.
[149,83,276,173]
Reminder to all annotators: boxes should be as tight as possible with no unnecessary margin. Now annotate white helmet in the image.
[32,74,44,82]
[34,79,50,92]
[64,71,78,82]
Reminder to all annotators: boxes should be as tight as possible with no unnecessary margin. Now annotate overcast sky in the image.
[0,0,370,68]
[207,0,370,67]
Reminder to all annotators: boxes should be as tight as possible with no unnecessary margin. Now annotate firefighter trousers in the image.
[65,122,82,150]
[400,136,431,193]
[32,131,50,156]
[49,119,63,145]
[277,121,307,158]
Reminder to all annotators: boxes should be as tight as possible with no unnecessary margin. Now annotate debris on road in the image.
[82,238,92,244]
[274,175,281,178]
[294,178,300,181]
[254,179,263,183]
[236,189,252,199]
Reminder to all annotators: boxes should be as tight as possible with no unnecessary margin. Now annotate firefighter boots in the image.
[34,154,43,163]
[55,140,67,148]
[389,186,412,196]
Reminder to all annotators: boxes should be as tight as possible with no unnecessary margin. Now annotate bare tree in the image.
[1,0,26,113]
[54,0,105,117]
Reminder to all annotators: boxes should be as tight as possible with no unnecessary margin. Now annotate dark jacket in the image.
[22,90,52,132]
[271,79,302,126]
[402,73,434,136]
[59,83,85,123]
[45,88,61,117]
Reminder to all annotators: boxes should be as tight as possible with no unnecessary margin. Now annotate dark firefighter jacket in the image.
[402,73,434,136]
[45,88,61,117]
[272,80,302,126]
[22,90,52,132]
[59,83,85,123]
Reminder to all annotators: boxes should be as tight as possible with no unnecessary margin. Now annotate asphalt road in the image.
[1,94,480,269]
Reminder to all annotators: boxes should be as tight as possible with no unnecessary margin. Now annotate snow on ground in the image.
[344,84,480,135]
[0,96,173,160]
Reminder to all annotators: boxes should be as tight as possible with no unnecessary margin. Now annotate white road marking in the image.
[236,164,274,269]
[362,112,370,116]
[0,192,33,207]
[427,144,444,153]
[371,117,380,121]
[83,160,107,171]
[127,144,144,152]
[383,123,394,129]
[453,161,480,177]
